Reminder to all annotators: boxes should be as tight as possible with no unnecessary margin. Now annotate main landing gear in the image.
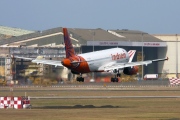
[111,77,118,82]
[111,69,121,82]
[76,74,84,82]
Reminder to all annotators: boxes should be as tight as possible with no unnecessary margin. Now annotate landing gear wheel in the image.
[111,78,114,82]
[76,77,84,82]
[111,78,118,82]
[115,78,118,82]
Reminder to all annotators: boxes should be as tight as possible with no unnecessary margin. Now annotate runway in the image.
[30,96,180,99]
[0,79,171,89]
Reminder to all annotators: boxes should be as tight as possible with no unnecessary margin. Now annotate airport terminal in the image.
[0,26,179,85]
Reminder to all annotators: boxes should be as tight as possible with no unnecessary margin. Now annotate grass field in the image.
[0,87,180,120]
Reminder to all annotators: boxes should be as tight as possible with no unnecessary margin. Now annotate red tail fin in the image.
[63,28,75,58]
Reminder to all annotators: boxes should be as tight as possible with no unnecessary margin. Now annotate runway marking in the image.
[0,85,180,89]
[30,96,180,99]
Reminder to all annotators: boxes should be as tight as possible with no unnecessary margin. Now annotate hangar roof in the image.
[111,29,163,42]
[0,26,164,47]
[68,28,127,41]
[68,28,163,42]
[0,26,35,37]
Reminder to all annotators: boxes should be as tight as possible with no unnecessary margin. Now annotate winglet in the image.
[166,57,169,61]
[63,28,75,58]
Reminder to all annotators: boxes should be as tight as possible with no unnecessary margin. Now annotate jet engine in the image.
[123,66,138,75]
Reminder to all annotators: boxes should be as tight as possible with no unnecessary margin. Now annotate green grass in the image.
[1,98,180,120]
[0,88,180,120]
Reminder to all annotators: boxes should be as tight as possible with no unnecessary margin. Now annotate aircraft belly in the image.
[88,62,100,71]
[87,59,113,72]
[87,60,105,72]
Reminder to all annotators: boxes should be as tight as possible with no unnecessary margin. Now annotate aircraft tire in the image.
[77,77,84,82]
[81,78,84,82]
[111,78,115,82]
[115,78,118,82]
[111,78,118,82]
[76,77,80,82]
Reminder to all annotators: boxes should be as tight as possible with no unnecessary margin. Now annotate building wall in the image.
[154,35,180,77]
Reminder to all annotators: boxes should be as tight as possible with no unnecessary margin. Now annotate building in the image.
[153,34,180,78]
[0,26,176,83]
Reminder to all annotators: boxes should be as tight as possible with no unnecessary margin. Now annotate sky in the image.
[0,0,180,34]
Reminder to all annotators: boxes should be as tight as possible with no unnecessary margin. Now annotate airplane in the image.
[13,28,168,82]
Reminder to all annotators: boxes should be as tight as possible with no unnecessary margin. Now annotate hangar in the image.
[153,34,180,78]
[0,26,174,83]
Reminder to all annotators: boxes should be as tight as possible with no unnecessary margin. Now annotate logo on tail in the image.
[128,50,136,62]
[63,28,75,58]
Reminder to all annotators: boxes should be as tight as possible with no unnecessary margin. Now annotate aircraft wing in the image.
[13,56,34,60]
[104,57,168,71]
[31,59,63,66]
[14,56,63,67]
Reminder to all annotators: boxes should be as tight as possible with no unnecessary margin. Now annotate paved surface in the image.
[0,79,172,88]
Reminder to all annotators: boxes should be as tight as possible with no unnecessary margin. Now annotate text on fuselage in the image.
[111,53,126,60]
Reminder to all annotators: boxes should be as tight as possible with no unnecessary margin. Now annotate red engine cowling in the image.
[123,66,138,75]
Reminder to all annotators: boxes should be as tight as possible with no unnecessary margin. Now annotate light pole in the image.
[141,33,144,80]
[93,31,95,52]
[92,31,95,82]
[79,44,81,54]
[78,36,82,54]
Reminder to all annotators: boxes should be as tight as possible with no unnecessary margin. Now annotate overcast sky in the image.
[0,0,179,34]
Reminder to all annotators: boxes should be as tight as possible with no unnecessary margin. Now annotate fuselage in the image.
[62,48,130,73]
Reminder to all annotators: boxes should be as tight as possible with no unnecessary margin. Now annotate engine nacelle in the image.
[123,66,138,75]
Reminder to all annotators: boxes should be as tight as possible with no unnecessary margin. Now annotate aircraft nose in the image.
[61,58,71,68]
